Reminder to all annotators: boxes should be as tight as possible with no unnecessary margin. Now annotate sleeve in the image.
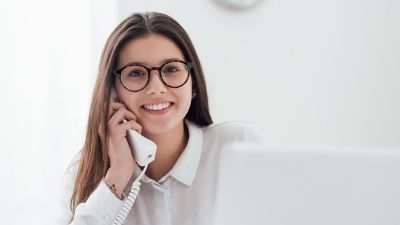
[243,124,263,143]
[211,121,264,145]
[55,153,127,225]
[242,123,263,143]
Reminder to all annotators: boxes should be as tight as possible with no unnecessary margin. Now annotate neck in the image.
[141,121,189,181]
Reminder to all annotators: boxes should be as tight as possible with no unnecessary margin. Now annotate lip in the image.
[141,102,174,115]
[142,101,173,107]
[141,98,174,106]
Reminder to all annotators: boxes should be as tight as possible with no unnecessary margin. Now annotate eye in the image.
[130,70,143,77]
[127,67,146,78]
[163,66,179,73]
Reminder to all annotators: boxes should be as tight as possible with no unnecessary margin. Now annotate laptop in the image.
[213,143,400,225]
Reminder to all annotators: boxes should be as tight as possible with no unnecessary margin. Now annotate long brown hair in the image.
[69,12,212,222]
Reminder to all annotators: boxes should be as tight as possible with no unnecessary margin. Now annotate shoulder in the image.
[66,150,82,173]
[61,150,82,189]
[195,121,262,171]
[202,121,262,144]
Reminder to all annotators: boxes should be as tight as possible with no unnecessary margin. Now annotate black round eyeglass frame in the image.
[113,60,193,92]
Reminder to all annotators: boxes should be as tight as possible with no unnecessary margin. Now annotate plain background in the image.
[0,0,399,224]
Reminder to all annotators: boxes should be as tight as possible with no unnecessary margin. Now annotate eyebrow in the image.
[121,57,185,68]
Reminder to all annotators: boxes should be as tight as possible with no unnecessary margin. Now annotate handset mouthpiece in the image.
[123,119,157,166]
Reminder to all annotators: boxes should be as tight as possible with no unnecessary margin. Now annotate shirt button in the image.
[104,215,111,222]
[112,204,118,211]
[153,182,163,190]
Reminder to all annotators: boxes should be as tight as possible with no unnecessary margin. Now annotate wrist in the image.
[110,158,135,170]
[103,178,125,200]
[104,166,135,199]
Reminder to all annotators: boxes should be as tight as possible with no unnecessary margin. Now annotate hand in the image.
[98,102,142,169]
[98,101,143,198]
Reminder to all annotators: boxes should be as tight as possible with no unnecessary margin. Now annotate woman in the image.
[58,12,260,225]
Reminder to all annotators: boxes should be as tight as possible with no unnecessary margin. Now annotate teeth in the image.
[143,102,171,111]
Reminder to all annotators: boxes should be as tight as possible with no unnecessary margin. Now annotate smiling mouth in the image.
[141,102,174,111]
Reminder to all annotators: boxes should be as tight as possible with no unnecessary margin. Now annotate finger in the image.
[115,107,137,122]
[108,102,126,120]
[121,120,143,134]
[110,102,126,110]
[123,109,137,121]
[109,108,137,126]
[105,101,125,113]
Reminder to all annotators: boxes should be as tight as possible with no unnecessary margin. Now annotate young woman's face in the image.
[114,34,193,136]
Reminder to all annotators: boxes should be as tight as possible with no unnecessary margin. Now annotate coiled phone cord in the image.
[112,164,148,225]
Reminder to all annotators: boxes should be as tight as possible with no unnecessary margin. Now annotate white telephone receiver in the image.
[110,87,157,166]
[109,86,157,225]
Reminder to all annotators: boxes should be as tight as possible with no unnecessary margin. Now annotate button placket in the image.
[104,215,111,222]
[112,204,118,211]
[152,181,164,191]
[164,187,173,225]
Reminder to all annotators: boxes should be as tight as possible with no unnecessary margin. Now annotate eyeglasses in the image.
[113,60,193,92]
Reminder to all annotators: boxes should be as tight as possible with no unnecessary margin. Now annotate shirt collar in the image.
[133,119,203,187]
[167,119,203,186]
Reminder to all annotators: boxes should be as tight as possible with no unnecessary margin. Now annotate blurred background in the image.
[0,0,399,224]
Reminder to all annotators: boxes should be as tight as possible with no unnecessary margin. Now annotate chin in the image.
[141,120,177,136]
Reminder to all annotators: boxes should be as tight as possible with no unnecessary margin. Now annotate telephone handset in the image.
[110,87,157,166]
[109,86,157,225]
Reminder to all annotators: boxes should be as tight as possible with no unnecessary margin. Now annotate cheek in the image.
[178,83,193,111]
[124,95,141,114]
[115,82,141,113]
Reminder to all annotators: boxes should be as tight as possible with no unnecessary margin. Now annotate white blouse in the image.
[56,120,261,225]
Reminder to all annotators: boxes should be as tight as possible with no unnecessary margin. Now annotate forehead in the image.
[117,33,185,68]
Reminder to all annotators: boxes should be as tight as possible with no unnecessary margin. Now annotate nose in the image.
[145,70,167,95]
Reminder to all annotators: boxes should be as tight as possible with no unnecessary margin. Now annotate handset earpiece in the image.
[110,86,119,103]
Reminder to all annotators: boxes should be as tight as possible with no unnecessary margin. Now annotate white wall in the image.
[0,0,92,224]
[0,0,399,224]
[115,0,400,147]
